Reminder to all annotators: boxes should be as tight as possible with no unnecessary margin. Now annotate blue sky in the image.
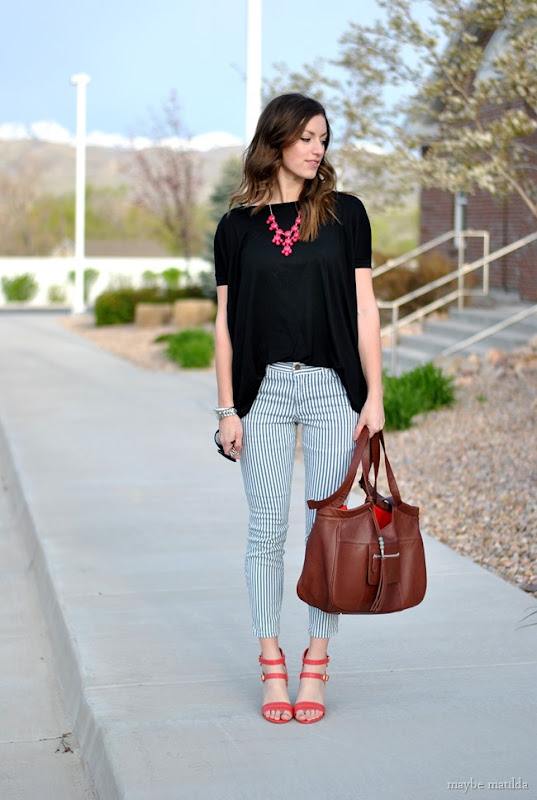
[2,0,387,141]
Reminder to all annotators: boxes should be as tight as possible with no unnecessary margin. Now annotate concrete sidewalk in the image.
[0,313,535,800]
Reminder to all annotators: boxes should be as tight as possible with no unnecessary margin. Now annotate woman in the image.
[214,93,384,724]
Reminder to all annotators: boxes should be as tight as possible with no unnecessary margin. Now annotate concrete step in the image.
[423,318,532,340]
[384,298,537,374]
[404,327,532,356]
[382,345,428,374]
[486,288,526,304]
[449,307,537,333]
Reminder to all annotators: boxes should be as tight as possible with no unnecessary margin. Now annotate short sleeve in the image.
[346,194,372,269]
[214,213,231,286]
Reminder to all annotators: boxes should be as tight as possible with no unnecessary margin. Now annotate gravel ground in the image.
[390,346,537,599]
[60,315,537,599]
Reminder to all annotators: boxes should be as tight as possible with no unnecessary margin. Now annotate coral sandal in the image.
[293,649,330,724]
[259,648,293,724]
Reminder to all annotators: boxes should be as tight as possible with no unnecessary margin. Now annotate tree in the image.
[267,57,414,213]
[0,157,56,254]
[128,90,204,257]
[269,0,537,218]
[0,172,165,256]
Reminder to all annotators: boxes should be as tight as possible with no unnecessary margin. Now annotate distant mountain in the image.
[0,120,244,152]
[0,120,417,215]
[0,122,244,201]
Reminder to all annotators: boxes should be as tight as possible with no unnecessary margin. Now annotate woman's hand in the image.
[354,269,384,440]
[219,415,243,459]
[353,394,385,440]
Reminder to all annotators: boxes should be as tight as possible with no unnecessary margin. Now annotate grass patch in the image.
[383,362,455,430]
[164,329,214,368]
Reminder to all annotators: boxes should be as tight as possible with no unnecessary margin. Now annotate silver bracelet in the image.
[214,406,238,420]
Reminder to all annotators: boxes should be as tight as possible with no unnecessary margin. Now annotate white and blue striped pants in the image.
[240,363,359,639]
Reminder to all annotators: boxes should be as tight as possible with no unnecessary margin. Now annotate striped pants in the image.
[240,363,359,639]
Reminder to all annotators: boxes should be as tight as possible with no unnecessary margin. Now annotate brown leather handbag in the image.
[297,428,426,614]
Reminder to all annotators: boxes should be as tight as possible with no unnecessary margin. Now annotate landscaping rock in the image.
[135,303,172,327]
[172,299,215,328]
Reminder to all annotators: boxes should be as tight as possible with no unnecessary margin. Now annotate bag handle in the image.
[361,433,380,501]
[307,429,402,510]
[361,431,402,505]
[307,427,370,510]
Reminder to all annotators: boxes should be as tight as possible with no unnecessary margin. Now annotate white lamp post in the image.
[70,72,91,314]
[246,0,262,143]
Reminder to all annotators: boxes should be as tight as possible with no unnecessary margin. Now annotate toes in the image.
[264,708,292,722]
[295,706,323,722]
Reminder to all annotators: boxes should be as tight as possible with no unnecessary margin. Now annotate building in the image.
[419,12,537,301]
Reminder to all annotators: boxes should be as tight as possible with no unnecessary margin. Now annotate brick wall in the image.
[420,188,455,262]
[420,187,537,301]
[419,101,537,301]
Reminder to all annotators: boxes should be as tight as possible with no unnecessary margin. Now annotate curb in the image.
[0,416,120,800]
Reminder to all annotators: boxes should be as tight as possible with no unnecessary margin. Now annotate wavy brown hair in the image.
[229,93,338,241]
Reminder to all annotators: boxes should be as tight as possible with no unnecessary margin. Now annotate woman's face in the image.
[280,114,327,184]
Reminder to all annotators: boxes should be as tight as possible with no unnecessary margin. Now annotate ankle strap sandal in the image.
[258,648,293,724]
[294,649,330,724]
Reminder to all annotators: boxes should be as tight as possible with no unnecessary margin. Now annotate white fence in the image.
[0,257,212,308]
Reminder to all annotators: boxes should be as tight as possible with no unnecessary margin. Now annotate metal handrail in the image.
[372,229,488,278]
[379,229,537,374]
[378,260,478,311]
[437,303,537,359]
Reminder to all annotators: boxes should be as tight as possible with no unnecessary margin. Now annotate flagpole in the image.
[246,0,262,144]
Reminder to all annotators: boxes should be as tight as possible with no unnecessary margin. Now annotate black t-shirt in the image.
[214,192,372,418]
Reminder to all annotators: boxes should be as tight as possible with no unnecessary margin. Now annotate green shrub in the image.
[161,267,183,289]
[1,273,39,302]
[162,285,205,302]
[47,284,68,304]
[165,328,214,368]
[94,287,160,325]
[383,362,455,430]
[141,270,159,287]
[153,333,172,344]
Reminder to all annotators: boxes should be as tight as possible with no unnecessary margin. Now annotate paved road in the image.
[0,313,535,800]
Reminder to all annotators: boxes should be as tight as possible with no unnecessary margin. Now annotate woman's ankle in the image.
[304,636,329,662]
[259,637,284,662]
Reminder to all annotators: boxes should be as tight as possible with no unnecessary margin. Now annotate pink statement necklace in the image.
[266,204,301,256]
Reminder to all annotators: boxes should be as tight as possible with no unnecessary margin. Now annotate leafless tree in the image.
[128,91,202,257]
[0,158,50,254]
